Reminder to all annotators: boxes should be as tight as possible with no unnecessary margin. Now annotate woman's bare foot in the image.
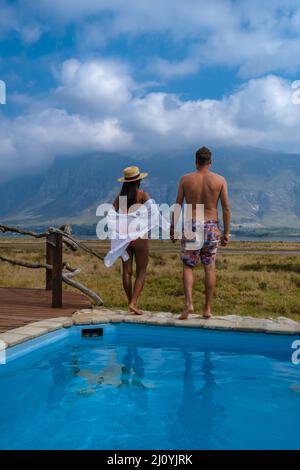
[178,306,194,320]
[129,303,143,315]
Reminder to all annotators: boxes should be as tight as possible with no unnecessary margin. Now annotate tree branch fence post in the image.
[46,232,63,307]
[46,235,53,291]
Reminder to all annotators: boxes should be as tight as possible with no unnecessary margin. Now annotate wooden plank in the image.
[0,287,90,333]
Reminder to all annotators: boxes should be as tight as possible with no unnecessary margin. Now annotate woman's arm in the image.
[113,194,120,210]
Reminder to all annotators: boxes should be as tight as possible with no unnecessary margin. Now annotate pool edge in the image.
[1,308,300,350]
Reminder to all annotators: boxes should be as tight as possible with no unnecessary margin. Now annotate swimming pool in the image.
[0,323,299,450]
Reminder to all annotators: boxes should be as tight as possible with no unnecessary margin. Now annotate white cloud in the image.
[4,0,300,79]
[0,107,133,182]
[126,74,300,151]
[25,0,237,36]
[0,1,42,44]
[1,59,300,181]
[2,2,300,185]
[54,59,133,114]
[150,57,201,79]
[0,2,18,38]
[20,25,42,44]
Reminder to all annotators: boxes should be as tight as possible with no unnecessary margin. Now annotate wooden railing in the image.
[46,232,63,308]
[0,224,103,308]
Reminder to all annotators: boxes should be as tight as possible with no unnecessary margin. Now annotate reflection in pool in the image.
[0,324,299,450]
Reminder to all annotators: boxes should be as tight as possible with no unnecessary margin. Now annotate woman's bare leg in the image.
[129,239,149,315]
[122,250,133,303]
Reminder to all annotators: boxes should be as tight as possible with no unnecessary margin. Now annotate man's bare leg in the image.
[203,263,216,318]
[122,253,133,304]
[179,265,194,320]
[129,239,149,315]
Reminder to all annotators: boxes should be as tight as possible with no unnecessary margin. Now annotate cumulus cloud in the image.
[0,105,133,182]
[125,75,300,151]
[54,59,134,114]
[1,58,300,182]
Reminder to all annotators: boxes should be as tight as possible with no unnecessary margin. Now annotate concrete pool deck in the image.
[0,308,300,349]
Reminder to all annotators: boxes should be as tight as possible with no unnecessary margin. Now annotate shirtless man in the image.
[171,146,231,319]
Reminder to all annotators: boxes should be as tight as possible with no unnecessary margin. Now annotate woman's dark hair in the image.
[119,180,141,210]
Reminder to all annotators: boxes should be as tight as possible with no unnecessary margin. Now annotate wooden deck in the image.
[0,288,91,333]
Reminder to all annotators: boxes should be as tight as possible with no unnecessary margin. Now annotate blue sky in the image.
[0,2,243,102]
[1,0,300,180]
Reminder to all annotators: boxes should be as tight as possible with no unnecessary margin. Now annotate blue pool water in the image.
[0,324,299,450]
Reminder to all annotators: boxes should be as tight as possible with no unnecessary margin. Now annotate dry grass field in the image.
[1,238,300,320]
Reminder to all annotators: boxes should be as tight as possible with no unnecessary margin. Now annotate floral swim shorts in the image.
[180,220,221,268]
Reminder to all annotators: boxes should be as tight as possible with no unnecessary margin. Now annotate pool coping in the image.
[0,308,300,350]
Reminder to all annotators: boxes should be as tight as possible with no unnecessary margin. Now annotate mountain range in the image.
[1,146,300,234]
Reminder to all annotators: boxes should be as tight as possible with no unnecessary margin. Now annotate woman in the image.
[107,166,150,315]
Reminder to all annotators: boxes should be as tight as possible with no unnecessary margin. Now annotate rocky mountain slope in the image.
[1,146,300,232]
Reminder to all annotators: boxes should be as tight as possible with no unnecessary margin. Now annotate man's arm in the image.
[170,177,184,242]
[220,178,231,246]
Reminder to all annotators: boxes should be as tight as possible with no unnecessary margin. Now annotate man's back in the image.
[181,169,227,221]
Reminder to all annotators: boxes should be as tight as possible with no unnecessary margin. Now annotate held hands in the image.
[221,233,230,246]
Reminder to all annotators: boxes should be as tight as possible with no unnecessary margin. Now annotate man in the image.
[171,146,230,319]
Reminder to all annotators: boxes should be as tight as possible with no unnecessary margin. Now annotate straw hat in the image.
[117,166,148,183]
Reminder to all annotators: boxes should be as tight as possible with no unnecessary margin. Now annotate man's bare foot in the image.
[202,308,212,319]
[129,303,143,315]
[178,306,194,320]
